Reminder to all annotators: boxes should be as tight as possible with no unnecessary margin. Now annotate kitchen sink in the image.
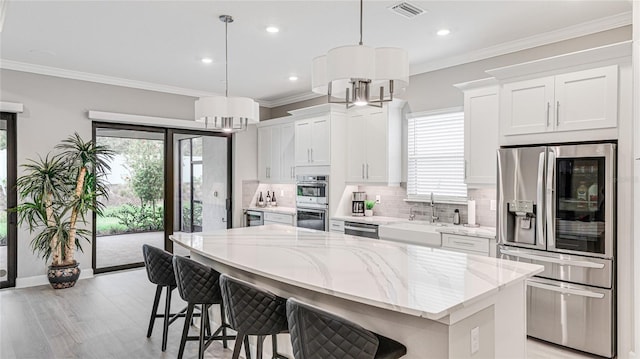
[378,221,445,247]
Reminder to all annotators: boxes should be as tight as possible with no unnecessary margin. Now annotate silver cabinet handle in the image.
[464,160,467,179]
[556,101,560,126]
[527,280,605,299]
[546,148,556,248]
[499,248,605,269]
[546,102,550,126]
[307,148,310,163]
[362,163,365,179]
[310,148,314,162]
[366,163,369,179]
[452,240,475,247]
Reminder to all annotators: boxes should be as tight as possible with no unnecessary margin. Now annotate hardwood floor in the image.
[0,268,597,359]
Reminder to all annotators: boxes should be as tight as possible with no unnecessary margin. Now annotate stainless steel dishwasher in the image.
[344,221,379,239]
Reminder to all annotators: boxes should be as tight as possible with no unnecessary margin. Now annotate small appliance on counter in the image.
[352,192,366,216]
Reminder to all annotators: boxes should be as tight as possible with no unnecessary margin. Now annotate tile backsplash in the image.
[247,183,296,208]
[356,185,497,227]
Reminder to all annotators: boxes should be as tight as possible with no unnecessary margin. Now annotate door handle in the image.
[500,248,605,269]
[527,280,605,299]
[546,101,550,127]
[362,163,365,179]
[556,101,560,126]
[536,152,545,247]
[464,160,467,179]
[366,163,369,179]
[311,148,314,162]
[307,148,311,163]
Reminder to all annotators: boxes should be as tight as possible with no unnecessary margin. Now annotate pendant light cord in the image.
[359,0,363,45]
[224,17,229,97]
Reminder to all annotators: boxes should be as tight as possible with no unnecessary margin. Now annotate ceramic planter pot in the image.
[48,262,81,289]
[364,209,373,217]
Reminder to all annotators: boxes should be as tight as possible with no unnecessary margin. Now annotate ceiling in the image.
[0,1,632,107]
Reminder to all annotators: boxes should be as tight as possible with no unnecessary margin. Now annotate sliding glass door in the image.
[92,123,231,272]
[0,113,17,288]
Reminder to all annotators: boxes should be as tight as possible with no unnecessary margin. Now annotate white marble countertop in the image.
[436,226,496,239]
[245,206,297,215]
[171,225,541,320]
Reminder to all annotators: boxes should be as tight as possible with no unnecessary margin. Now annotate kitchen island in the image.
[171,224,542,359]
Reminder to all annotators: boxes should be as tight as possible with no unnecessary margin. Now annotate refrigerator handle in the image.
[546,148,556,248]
[536,152,545,247]
[527,280,605,299]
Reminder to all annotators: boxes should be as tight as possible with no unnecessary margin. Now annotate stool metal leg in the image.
[244,336,252,359]
[178,304,195,359]
[231,332,245,359]
[256,335,265,359]
[146,285,162,338]
[220,302,229,349]
[198,304,209,359]
[271,334,288,359]
[162,286,171,351]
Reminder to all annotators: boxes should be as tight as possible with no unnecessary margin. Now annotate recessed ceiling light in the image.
[289,76,298,81]
[201,57,213,64]
[266,26,279,33]
[437,29,451,36]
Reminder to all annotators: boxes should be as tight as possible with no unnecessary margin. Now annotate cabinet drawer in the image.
[442,234,489,254]
[264,212,294,225]
[329,220,345,232]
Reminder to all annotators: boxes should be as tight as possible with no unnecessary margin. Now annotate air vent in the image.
[388,2,426,19]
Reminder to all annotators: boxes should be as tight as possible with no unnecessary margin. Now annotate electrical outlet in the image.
[490,200,496,211]
[280,190,285,197]
[471,326,480,354]
[375,195,381,204]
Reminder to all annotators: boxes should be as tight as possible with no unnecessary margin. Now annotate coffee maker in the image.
[352,192,366,216]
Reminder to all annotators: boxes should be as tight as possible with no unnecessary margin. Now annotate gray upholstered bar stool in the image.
[286,298,407,359]
[219,274,289,359]
[142,244,196,351]
[173,256,236,359]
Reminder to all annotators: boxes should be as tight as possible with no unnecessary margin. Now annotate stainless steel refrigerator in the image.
[497,142,616,358]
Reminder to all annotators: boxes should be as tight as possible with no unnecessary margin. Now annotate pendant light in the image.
[311,0,409,108]
[195,15,259,132]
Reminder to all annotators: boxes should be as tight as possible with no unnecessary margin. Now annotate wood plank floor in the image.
[0,268,596,359]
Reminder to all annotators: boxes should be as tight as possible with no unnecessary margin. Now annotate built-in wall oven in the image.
[497,142,616,358]
[296,175,328,231]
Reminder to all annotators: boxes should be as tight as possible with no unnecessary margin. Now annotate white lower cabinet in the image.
[264,212,295,226]
[441,233,496,257]
[329,219,344,233]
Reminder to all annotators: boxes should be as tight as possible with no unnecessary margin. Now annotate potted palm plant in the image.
[15,133,113,289]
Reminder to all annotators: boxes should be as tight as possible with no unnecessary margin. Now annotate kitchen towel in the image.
[467,199,476,225]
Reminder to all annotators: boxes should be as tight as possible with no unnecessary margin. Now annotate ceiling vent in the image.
[388,2,426,19]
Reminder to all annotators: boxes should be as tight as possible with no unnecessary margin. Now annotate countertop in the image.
[245,206,296,215]
[171,224,541,320]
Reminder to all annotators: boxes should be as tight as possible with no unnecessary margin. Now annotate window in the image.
[407,110,467,202]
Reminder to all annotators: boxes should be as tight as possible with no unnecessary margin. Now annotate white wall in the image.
[633,1,640,357]
[232,125,258,228]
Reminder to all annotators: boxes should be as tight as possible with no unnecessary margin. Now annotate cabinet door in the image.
[257,126,271,181]
[501,77,554,135]
[346,113,366,182]
[294,120,311,165]
[280,123,295,182]
[554,66,618,132]
[364,110,388,182]
[465,87,499,185]
[310,116,330,165]
[269,126,282,181]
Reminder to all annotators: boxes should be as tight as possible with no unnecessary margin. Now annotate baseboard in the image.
[15,269,95,288]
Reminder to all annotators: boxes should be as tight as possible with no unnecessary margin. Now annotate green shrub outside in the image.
[96,204,163,236]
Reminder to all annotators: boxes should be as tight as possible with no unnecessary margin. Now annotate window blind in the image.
[407,111,467,201]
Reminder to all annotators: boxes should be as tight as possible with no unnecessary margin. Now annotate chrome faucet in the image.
[430,192,439,223]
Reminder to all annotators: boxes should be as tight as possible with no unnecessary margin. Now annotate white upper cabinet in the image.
[345,103,402,185]
[456,79,500,186]
[258,121,295,183]
[295,115,331,166]
[501,65,618,136]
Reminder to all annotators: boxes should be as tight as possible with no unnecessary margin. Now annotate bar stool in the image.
[219,274,289,359]
[173,256,236,359]
[286,298,407,359]
[142,244,196,351]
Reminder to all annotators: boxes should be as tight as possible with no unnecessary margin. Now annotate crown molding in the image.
[410,11,632,76]
[0,101,23,113]
[260,91,325,108]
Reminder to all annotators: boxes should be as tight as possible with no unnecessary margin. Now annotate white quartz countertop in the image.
[171,225,541,320]
[436,226,497,239]
[245,206,297,215]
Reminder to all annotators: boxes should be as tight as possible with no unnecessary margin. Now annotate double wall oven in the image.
[498,143,616,358]
[296,175,328,231]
